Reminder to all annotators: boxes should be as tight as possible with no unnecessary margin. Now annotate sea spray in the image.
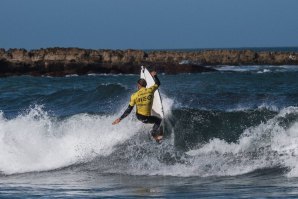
[2,104,298,177]
[1,68,298,198]
[183,106,298,177]
[0,72,298,178]
[86,106,298,177]
[0,105,141,175]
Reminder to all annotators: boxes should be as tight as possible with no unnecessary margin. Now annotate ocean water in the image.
[1,65,298,198]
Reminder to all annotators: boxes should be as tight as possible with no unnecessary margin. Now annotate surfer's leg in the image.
[136,114,161,137]
[150,117,161,136]
[149,116,163,143]
[136,114,160,126]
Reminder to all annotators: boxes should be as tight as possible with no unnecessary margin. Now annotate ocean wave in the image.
[226,103,280,112]
[184,106,298,177]
[84,106,298,177]
[40,83,127,102]
[0,94,174,175]
[96,83,128,93]
[65,74,79,77]
[217,65,262,72]
[216,65,298,73]
[87,73,137,77]
[23,83,129,116]
[2,103,298,178]
[0,105,141,175]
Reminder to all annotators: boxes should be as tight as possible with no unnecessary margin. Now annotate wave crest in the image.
[0,105,140,175]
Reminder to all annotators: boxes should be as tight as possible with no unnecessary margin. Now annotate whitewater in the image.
[1,65,298,198]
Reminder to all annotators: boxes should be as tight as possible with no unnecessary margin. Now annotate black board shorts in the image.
[136,113,161,136]
[136,113,161,124]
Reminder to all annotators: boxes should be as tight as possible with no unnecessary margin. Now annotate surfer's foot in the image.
[150,130,163,143]
[153,135,163,143]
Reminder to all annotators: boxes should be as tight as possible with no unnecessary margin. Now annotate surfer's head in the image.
[137,78,147,88]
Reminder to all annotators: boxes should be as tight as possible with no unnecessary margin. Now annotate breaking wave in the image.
[1,101,298,178]
[0,105,140,175]
[216,65,298,73]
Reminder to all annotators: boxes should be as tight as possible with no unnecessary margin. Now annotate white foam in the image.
[280,65,298,70]
[181,106,298,177]
[217,65,298,73]
[217,65,262,72]
[65,74,79,77]
[161,94,174,117]
[0,106,141,175]
[224,103,279,112]
[271,121,298,177]
[257,103,279,112]
[2,102,298,178]
[115,106,298,177]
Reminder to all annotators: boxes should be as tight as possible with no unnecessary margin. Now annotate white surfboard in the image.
[140,66,164,119]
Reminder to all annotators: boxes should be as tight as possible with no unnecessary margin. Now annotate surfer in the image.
[112,71,163,142]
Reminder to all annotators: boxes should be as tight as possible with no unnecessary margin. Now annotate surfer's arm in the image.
[153,75,160,87]
[112,105,133,125]
[150,71,160,89]
[120,94,136,120]
[148,72,160,93]
[119,105,133,120]
[112,94,136,125]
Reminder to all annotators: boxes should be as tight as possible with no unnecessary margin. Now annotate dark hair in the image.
[137,78,147,87]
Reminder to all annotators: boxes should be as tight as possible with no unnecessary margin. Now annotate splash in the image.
[2,102,298,178]
[183,106,298,177]
[89,106,298,177]
[216,65,298,73]
[0,105,141,175]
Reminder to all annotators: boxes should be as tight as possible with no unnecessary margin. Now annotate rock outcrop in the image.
[0,47,297,76]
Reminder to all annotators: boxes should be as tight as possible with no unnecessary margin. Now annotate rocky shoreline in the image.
[0,48,297,76]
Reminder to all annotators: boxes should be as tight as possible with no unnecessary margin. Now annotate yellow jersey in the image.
[129,84,159,116]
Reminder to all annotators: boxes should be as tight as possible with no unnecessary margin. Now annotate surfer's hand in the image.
[112,118,121,125]
[150,71,157,76]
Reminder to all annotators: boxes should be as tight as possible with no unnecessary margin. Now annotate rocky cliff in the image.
[0,48,297,76]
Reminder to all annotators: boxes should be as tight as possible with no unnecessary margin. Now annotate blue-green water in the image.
[1,65,298,198]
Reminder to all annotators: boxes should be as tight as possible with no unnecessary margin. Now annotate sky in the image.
[1,0,298,50]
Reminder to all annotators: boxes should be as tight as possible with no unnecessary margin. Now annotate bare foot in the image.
[153,135,163,143]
